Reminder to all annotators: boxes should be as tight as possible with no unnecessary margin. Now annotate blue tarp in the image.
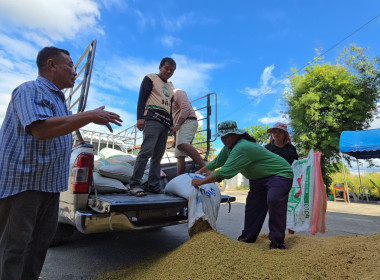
[339,129,380,159]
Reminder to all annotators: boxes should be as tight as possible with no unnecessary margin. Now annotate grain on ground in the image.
[97,230,380,280]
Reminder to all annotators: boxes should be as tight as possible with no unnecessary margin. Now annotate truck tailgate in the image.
[88,193,236,214]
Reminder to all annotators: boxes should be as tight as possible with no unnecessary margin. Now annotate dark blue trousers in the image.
[239,176,292,246]
[0,191,59,280]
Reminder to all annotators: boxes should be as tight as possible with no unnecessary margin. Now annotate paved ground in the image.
[40,190,380,279]
[221,190,380,237]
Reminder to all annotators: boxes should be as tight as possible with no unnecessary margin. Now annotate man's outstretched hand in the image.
[92,106,123,132]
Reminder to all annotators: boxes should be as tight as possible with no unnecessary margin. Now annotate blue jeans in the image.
[130,120,169,193]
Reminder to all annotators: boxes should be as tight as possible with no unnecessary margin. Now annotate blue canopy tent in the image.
[339,129,380,202]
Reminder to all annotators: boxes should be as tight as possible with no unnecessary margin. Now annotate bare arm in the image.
[172,116,186,133]
[136,76,153,131]
[191,172,216,188]
[28,106,122,140]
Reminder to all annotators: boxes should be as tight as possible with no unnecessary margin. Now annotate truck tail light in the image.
[71,152,94,194]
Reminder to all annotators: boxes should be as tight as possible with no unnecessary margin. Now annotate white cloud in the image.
[241,64,279,104]
[258,107,288,125]
[134,9,156,30]
[0,34,39,61]
[93,54,221,98]
[161,36,182,48]
[171,54,220,97]
[162,13,196,31]
[100,0,128,11]
[92,57,157,93]
[369,103,380,129]
[0,45,37,124]
[259,115,284,124]
[161,12,217,31]
[0,0,103,43]
[0,0,105,126]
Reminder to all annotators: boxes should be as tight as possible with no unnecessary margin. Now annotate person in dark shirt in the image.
[129,57,176,196]
[192,121,293,249]
[265,122,299,234]
[265,122,298,165]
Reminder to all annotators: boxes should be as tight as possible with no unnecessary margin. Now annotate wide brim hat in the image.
[267,122,292,144]
[213,120,246,138]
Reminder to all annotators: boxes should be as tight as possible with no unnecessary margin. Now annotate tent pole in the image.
[357,159,362,188]
[340,153,350,203]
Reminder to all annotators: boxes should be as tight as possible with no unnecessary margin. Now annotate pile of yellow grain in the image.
[98,230,380,280]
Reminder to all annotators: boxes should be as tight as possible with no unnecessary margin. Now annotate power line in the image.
[221,13,380,121]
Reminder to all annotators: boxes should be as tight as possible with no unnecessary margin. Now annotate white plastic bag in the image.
[165,173,221,236]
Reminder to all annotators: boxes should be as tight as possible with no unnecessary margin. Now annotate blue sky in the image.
[1,0,380,171]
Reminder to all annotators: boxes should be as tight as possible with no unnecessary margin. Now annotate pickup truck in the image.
[53,40,235,245]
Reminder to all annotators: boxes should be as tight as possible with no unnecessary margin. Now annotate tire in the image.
[50,223,76,247]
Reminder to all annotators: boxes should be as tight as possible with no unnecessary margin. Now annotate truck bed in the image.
[88,192,236,214]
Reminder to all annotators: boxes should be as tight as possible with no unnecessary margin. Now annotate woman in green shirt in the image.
[192,121,293,249]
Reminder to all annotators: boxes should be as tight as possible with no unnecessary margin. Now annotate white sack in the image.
[92,172,129,193]
[98,147,129,159]
[165,173,221,234]
[107,154,137,165]
[98,163,134,183]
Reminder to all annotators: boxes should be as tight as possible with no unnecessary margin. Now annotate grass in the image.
[330,171,380,199]
[235,185,249,190]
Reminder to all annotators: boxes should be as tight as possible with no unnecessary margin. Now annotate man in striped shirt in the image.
[0,47,122,280]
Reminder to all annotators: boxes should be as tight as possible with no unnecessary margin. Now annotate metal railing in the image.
[64,39,97,113]
[188,92,218,160]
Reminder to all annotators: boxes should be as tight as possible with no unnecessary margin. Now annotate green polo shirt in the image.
[207,139,293,182]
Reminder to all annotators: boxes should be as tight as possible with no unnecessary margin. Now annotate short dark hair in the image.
[160,57,176,68]
[36,47,70,72]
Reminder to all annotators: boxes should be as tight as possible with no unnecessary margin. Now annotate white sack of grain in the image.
[98,163,134,184]
[92,172,129,193]
[165,173,221,234]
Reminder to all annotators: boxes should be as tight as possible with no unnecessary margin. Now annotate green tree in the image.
[244,124,270,145]
[283,45,380,188]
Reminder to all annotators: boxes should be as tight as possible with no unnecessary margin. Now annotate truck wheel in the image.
[50,223,75,247]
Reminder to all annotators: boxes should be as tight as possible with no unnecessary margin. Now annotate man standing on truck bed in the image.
[0,46,122,280]
[129,57,176,196]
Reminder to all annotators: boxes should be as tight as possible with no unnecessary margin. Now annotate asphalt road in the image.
[39,190,380,280]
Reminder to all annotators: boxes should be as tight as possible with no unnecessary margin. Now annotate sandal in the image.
[128,186,146,197]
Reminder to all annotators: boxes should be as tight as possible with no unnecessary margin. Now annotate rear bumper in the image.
[74,210,187,234]
[73,195,236,234]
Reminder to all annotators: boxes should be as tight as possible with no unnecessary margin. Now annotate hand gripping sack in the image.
[165,173,221,236]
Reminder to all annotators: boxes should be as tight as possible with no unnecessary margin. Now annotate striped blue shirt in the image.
[0,76,73,198]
